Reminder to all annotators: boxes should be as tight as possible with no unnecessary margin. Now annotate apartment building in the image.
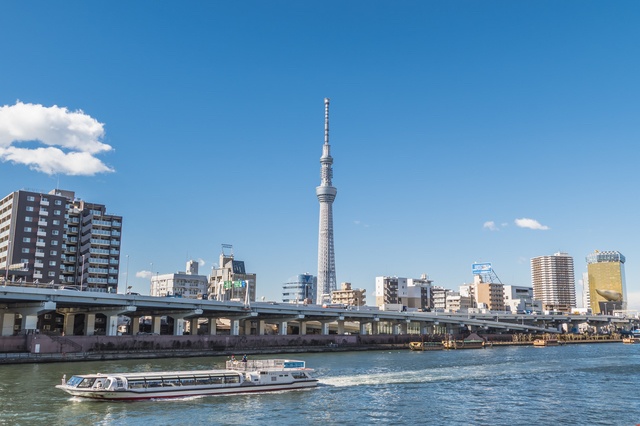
[331,282,366,306]
[0,189,122,292]
[375,274,433,310]
[531,252,576,312]
[208,249,256,302]
[150,260,208,299]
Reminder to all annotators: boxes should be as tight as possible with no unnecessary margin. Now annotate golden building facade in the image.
[586,251,626,314]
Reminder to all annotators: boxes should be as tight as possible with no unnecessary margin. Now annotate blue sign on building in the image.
[472,263,492,275]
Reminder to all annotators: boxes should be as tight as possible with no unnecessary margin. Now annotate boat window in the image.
[104,379,112,389]
[258,371,268,375]
[127,380,146,389]
[210,376,224,385]
[116,379,124,388]
[291,372,306,379]
[271,376,277,382]
[194,376,211,385]
[67,376,83,387]
[224,375,240,384]
[77,378,96,388]
[180,376,195,386]
[146,378,163,388]
[163,377,181,387]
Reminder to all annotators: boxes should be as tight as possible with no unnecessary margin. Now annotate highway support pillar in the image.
[298,321,307,335]
[0,313,15,336]
[257,320,266,335]
[152,316,162,335]
[63,313,76,336]
[207,318,217,335]
[359,322,368,335]
[371,320,379,335]
[9,302,57,334]
[131,316,141,335]
[279,322,288,335]
[190,318,199,335]
[337,320,345,335]
[83,313,96,336]
[231,319,241,336]
[244,320,253,335]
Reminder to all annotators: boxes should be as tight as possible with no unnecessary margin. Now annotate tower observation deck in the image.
[316,98,337,304]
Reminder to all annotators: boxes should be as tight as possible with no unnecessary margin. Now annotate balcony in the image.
[110,240,120,246]
[36,241,45,247]
[91,229,110,236]
[40,200,49,206]
[38,210,48,216]
[109,259,118,265]
[89,257,109,265]
[35,252,44,258]
[37,231,46,237]
[63,267,75,273]
[111,231,121,237]
[69,217,79,224]
[63,256,75,264]
[38,220,47,227]
[112,221,122,227]
[90,239,110,246]
[33,273,43,279]
[88,277,107,284]
[88,267,108,274]
[67,227,78,234]
[108,278,118,285]
[110,249,119,255]
[108,269,118,275]
[34,262,44,268]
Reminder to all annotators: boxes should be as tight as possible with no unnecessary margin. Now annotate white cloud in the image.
[501,223,508,227]
[515,218,549,230]
[354,220,360,225]
[136,270,152,279]
[197,258,206,267]
[0,101,113,175]
[483,221,498,231]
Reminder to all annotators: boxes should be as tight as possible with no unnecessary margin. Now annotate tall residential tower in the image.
[316,98,337,304]
[531,252,576,312]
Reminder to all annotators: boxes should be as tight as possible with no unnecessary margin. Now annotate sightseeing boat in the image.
[55,359,317,400]
[533,339,559,346]
[622,337,639,344]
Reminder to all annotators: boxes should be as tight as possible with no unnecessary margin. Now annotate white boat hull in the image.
[56,380,318,400]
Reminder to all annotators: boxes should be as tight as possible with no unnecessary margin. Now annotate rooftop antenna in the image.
[221,244,233,258]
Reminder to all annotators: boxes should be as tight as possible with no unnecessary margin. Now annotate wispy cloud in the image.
[515,218,549,230]
[354,220,360,225]
[0,101,113,175]
[197,258,206,267]
[501,223,508,227]
[483,221,498,231]
[136,270,152,279]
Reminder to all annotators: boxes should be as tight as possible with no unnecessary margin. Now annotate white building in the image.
[375,274,433,310]
[445,291,471,312]
[150,260,208,299]
[531,252,576,312]
[503,285,542,313]
[432,286,450,310]
[582,272,590,311]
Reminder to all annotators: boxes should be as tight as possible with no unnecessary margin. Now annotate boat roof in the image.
[71,369,238,378]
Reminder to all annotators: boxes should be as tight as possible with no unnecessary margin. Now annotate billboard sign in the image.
[223,281,233,289]
[472,263,492,275]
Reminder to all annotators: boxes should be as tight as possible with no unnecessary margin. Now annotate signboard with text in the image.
[472,263,492,275]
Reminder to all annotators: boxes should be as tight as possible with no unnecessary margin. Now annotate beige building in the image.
[331,282,366,306]
[150,260,208,299]
[375,274,433,310]
[459,276,504,311]
[208,248,256,302]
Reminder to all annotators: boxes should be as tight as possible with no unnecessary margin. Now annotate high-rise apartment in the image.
[0,189,122,292]
[586,250,626,314]
[531,252,576,312]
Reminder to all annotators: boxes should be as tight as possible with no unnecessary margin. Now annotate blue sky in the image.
[1,2,639,308]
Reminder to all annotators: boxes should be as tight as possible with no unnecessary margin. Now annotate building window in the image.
[48,271,55,277]
[55,200,62,205]
[52,230,59,236]
[41,208,47,212]
[42,197,48,202]
[26,206,34,212]
[53,220,60,225]
[43,325,50,331]
[22,248,29,253]
[27,196,35,201]
[49,261,56,266]
[24,227,32,232]
[51,240,59,246]
[21,258,29,263]
[25,217,33,222]
[50,250,57,256]
[23,237,30,243]
[54,210,61,215]
[44,314,51,319]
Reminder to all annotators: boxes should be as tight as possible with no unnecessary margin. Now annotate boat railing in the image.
[225,359,305,371]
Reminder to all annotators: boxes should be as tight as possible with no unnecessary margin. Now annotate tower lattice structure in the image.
[316,98,337,304]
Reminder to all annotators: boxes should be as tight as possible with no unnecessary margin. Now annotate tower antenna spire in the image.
[324,98,329,145]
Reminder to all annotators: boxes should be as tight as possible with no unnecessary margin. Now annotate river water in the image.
[0,343,639,425]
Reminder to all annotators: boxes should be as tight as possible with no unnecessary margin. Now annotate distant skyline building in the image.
[316,98,337,304]
[331,282,366,306]
[208,246,256,303]
[375,275,433,310]
[586,250,626,314]
[0,188,122,293]
[282,273,316,304]
[150,260,208,299]
[582,272,590,311]
[531,252,576,312]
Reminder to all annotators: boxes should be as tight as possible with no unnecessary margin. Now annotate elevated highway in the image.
[0,286,635,337]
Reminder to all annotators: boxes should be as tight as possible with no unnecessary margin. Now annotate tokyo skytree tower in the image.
[316,98,337,304]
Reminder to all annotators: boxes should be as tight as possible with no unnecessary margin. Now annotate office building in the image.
[459,276,505,311]
[586,250,626,314]
[316,98,338,305]
[582,272,590,311]
[150,260,208,299]
[503,285,541,313]
[445,291,471,312]
[208,248,256,302]
[531,252,576,312]
[282,273,317,304]
[0,188,122,292]
[331,282,366,306]
[432,286,450,310]
[375,274,433,310]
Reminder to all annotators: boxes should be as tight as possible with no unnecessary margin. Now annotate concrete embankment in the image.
[0,333,425,364]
